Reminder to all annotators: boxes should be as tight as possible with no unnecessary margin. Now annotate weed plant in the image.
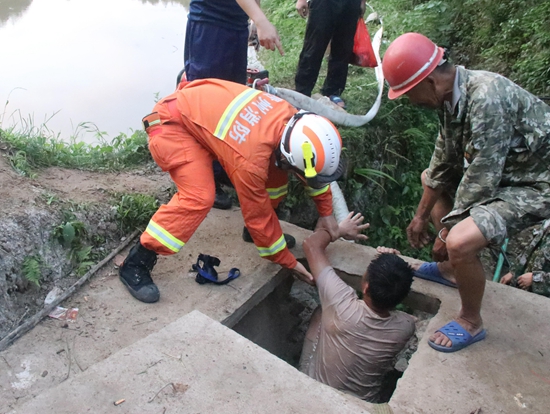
[114,193,159,233]
[0,126,151,174]
[53,210,94,276]
[22,256,42,287]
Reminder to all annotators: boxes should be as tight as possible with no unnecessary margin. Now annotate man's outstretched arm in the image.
[236,0,284,55]
[303,212,369,282]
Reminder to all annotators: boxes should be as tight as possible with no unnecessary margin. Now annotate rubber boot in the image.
[242,227,296,249]
[119,242,160,303]
[213,181,232,210]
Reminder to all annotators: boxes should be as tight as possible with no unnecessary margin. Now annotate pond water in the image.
[0,0,189,142]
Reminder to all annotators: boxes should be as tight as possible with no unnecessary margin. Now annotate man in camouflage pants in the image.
[501,219,550,297]
[381,33,550,352]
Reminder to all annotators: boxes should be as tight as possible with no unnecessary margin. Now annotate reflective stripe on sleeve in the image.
[256,234,287,257]
[214,88,261,140]
[145,220,185,253]
[306,185,330,197]
[266,184,288,200]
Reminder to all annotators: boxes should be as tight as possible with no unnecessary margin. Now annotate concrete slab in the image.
[322,241,550,413]
[8,310,374,414]
[390,281,550,414]
[0,208,311,411]
[2,207,549,414]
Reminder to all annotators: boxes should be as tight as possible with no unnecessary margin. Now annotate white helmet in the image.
[280,111,344,187]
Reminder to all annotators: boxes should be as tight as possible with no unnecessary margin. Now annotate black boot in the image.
[119,242,160,303]
[242,227,296,249]
[213,181,232,210]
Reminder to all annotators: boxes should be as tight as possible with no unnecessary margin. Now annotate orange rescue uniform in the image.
[141,79,333,269]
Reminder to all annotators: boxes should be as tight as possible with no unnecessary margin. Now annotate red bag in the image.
[349,19,377,68]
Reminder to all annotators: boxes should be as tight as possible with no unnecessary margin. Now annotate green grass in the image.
[114,193,159,233]
[0,126,151,174]
[260,0,437,258]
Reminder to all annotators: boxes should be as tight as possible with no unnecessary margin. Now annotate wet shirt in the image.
[308,266,416,402]
[188,0,249,30]
[511,220,550,297]
[424,66,550,225]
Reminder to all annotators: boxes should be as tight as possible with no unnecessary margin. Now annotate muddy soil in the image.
[0,153,172,340]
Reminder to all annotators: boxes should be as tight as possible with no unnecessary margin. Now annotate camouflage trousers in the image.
[448,200,546,247]
[511,220,550,297]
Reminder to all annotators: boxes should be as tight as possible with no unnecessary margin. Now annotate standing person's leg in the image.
[420,169,455,263]
[438,218,488,337]
[420,170,454,234]
[295,0,335,96]
[429,200,543,351]
[141,148,216,255]
[320,0,361,99]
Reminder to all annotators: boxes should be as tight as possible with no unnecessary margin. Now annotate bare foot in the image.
[429,316,484,348]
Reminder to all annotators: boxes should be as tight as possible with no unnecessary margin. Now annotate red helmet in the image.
[382,33,445,100]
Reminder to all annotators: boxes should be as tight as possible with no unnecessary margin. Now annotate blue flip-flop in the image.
[415,262,457,288]
[429,321,487,353]
[329,95,347,109]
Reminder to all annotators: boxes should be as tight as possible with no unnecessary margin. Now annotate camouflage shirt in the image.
[424,66,550,225]
[510,219,550,297]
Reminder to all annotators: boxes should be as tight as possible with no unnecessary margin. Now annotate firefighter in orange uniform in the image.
[120,79,345,303]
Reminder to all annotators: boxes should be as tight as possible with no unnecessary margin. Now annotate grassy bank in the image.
[0,127,151,177]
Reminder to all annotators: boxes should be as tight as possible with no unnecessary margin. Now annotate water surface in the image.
[0,0,189,142]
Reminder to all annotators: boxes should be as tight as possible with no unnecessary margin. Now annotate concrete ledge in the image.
[389,280,550,414]
[321,238,550,413]
[10,311,374,414]
[0,210,306,410]
[2,208,550,413]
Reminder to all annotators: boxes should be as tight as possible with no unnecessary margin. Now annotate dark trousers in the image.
[184,20,248,85]
[294,0,361,97]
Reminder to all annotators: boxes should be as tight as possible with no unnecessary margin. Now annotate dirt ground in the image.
[0,151,270,411]
[0,152,174,340]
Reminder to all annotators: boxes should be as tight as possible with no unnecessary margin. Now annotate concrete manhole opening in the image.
[231,268,440,403]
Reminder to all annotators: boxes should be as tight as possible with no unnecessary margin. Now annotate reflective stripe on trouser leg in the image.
[256,234,287,257]
[267,184,288,200]
[144,220,185,253]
